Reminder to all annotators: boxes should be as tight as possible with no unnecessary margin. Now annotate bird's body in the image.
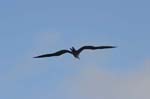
[34,45,116,59]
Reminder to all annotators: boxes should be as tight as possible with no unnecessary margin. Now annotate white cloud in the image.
[54,61,150,99]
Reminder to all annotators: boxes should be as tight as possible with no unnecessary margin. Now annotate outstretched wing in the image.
[78,46,116,54]
[33,50,71,58]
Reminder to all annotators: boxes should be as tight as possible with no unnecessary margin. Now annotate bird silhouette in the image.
[33,45,116,59]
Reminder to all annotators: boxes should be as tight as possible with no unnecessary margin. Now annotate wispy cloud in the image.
[54,61,150,99]
[2,32,62,80]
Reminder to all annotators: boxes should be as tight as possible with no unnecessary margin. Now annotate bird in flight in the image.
[34,45,116,59]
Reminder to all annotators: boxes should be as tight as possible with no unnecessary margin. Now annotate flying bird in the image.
[34,45,116,59]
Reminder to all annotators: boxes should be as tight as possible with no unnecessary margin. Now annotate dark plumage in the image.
[34,45,116,59]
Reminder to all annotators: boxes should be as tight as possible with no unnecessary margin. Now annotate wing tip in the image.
[102,46,117,49]
[33,56,39,58]
[111,46,117,48]
[33,56,43,58]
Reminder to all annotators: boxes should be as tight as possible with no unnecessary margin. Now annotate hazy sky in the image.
[0,0,150,99]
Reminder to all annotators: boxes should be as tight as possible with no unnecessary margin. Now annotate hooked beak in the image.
[76,57,80,60]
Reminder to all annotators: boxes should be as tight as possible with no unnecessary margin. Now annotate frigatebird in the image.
[34,46,116,59]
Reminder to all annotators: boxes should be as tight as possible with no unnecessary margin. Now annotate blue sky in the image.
[0,0,150,99]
